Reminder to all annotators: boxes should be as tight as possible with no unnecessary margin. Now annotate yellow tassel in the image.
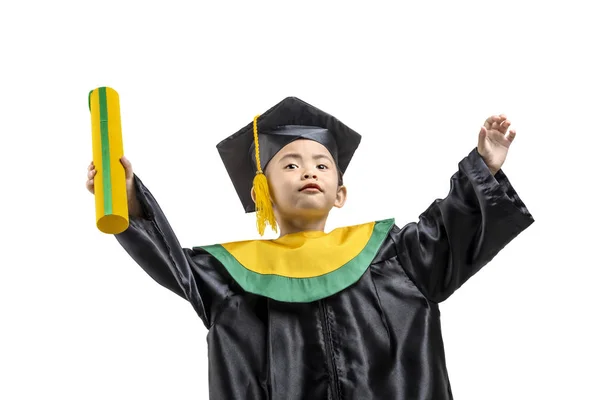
[253,172,277,236]
[253,115,277,235]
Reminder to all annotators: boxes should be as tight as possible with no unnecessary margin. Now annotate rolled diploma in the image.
[89,87,129,234]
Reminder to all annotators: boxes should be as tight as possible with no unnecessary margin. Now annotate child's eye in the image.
[317,164,328,170]
[285,164,298,169]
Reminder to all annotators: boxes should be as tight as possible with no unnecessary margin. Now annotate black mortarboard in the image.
[216,96,362,234]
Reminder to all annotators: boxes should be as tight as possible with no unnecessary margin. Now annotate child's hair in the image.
[338,168,344,187]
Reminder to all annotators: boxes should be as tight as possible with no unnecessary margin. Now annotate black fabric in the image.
[216,97,361,213]
[115,147,534,399]
[249,125,339,172]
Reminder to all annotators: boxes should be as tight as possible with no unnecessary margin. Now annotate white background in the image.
[1,0,598,399]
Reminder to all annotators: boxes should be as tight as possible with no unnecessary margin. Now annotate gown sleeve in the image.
[113,174,228,328]
[390,147,535,303]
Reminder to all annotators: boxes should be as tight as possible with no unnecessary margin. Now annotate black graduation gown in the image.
[114,148,534,399]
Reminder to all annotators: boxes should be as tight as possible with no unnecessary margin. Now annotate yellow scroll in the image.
[89,87,129,234]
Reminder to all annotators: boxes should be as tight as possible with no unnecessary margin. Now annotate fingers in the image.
[493,115,508,131]
[498,115,511,134]
[484,115,507,130]
[507,129,517,143]
[485,114,512,133]
[484,116,499,130]
[500,120,511,133]
[88,167,96,180]
[86,176,95,194]
[87,161,96,194]
[87,162,94,194]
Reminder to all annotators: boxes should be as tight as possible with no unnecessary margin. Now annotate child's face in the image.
[261,139,347,221]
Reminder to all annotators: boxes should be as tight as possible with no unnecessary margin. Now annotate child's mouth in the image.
[300,184,322,192]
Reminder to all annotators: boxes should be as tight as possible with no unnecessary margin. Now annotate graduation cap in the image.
[216,96,362,236]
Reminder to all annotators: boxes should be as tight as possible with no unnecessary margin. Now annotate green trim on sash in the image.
[199,219,395,302]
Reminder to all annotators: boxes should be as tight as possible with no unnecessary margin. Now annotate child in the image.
[86,96,534,399]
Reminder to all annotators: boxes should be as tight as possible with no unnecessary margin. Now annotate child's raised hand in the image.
[477,114,517,175]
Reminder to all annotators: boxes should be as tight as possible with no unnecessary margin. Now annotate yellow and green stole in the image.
[195,219,395,302]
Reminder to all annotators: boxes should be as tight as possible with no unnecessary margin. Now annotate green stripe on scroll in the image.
[98,87,113,214]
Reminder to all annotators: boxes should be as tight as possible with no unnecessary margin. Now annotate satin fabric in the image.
[249,125,339,172]
[115,147,534,399]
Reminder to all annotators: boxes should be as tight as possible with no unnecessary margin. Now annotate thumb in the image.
[478,126,487,146]
[120,156,134,180]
